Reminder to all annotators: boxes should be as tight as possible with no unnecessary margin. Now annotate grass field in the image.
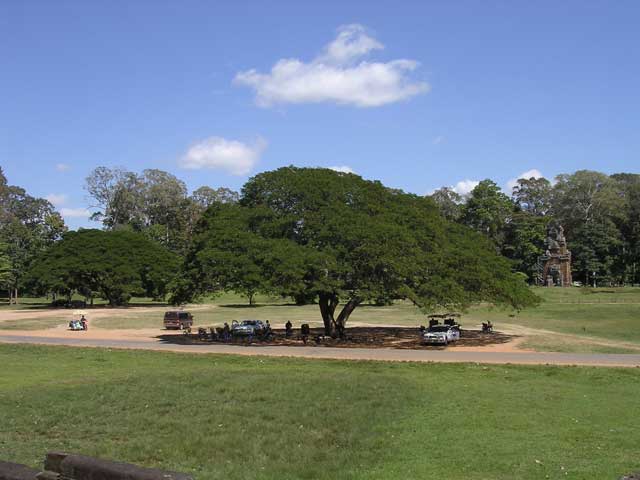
[1,344,638,479]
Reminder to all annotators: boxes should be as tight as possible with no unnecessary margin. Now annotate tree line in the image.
[2,164,638,326]
[430,170,640,286]
[0,168,66,303]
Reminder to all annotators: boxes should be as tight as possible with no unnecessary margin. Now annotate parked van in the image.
[163,311,194,330]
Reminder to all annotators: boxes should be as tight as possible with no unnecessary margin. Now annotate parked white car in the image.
[422,325,460,346]
[231,319,266,337]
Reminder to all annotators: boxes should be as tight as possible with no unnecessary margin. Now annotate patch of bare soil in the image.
[157,326,520,351]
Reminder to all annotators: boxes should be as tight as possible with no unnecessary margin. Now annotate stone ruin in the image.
[0,452,192,480]
[537,222,573,287]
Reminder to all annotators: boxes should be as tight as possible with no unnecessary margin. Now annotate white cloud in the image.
[179,136,267,176]
[46,193,68,207]
[432,135,445,145]
[55,163,70,172]
[452,179,480,196]
[60,207,91,218]
[234,24,429,108]
[329,165,355,174]
[318,24,383,65]
[506,169,544,191]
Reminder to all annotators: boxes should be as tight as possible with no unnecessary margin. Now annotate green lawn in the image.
[0,344,638,479]
[466,287,640,344]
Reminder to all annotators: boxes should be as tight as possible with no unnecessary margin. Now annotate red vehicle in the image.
[163,311,194,330]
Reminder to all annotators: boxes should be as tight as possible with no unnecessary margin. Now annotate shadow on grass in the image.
[0,300,169,311]
[218,303,302,308]
[155,326,518,350]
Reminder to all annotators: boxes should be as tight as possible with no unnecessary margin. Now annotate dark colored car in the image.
[164,311,194,330]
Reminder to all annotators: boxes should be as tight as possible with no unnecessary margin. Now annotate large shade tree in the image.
[175,167,537,335]
[27,229,178,306]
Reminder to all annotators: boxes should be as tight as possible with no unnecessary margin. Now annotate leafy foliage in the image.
[0,167,67,302]
[85,167,240,254]
[26,229,178,306]
[460,180,513,247]
[176,167,537,333]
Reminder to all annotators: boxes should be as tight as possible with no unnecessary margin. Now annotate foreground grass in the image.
[0,344,639,479]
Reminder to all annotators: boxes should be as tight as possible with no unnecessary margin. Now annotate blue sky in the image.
[1,0,639,229]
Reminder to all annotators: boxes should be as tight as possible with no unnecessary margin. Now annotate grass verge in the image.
[0,344,639,479]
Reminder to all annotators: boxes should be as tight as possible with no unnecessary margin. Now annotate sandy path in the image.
[1,333,639,367]
[497,323,640,352]
[2,306,639,356]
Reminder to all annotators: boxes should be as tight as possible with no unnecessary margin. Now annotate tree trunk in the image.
[318,292,339,335]
[13,287,18,305]
[335,298,361,336]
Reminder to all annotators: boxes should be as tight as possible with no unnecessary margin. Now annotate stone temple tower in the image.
[538,222,573,287]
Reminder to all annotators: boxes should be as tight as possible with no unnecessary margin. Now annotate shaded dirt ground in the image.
[157,326,520,350]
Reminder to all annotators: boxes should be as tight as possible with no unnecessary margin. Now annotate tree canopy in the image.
[429,170,640,286]
[85,166,240,254]
[175,167,537,334]
[0,167,67,303]
[27,229,178,306]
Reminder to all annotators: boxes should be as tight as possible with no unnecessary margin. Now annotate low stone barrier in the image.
[0,453,193,480]
[0,461,41,480]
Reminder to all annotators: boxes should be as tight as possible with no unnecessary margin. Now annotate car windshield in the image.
[241,320,257,326]
[428,326,450,332]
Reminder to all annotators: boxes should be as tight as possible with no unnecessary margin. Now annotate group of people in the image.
[197,320,275,343]
[68,315,88,331]
[482,321,494,333]
[193,320,323,344]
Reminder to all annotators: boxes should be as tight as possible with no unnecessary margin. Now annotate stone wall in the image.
[0,453,193,480]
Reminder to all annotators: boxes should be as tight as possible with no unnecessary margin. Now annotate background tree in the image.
[176,167,537,334]
[501,211,547,282]
[551,171,625,284]
[0,241,11,293]
[191,186,240,208]
[85,166,239,255]
[611,173,640,284]
[27,229,178,306]
[460,180,513,248]
[0,170,66,303]
[429,187,462,221]
[512,177,552,216]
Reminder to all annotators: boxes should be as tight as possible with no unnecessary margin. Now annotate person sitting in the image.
[264,320,272,338]
[300,323,310,345]
[198,327,207,340]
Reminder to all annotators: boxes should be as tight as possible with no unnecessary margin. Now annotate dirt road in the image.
[1,332,639,367]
